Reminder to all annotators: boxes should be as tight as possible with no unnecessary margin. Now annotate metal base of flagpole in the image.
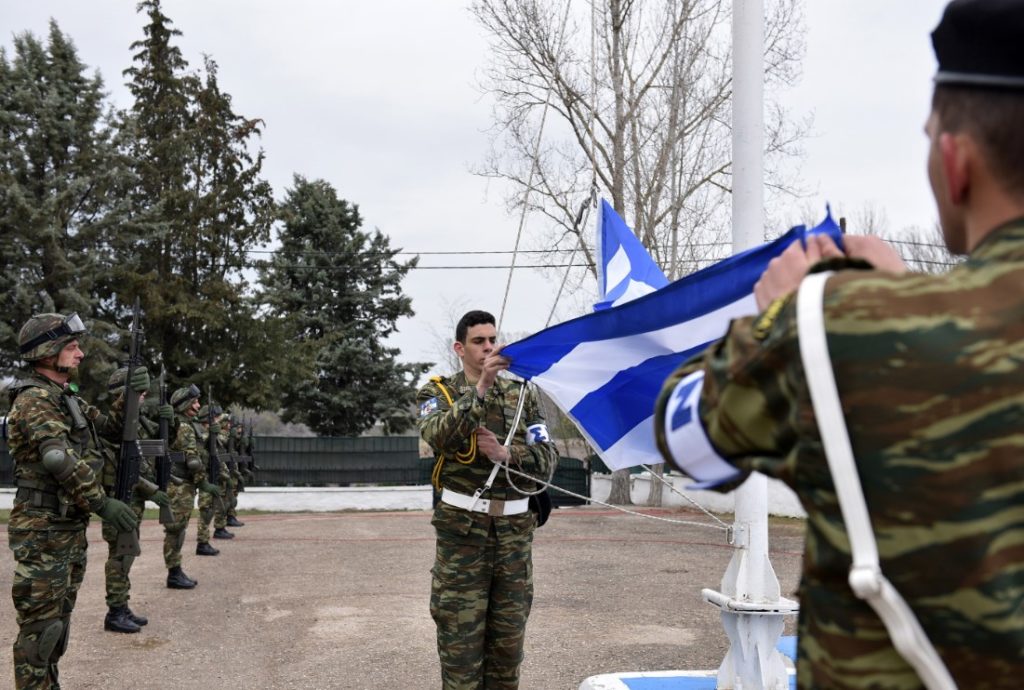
[702,589,799,690]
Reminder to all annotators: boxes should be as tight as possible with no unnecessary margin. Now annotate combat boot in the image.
[227,516,245,527]
[126,607,148,626]
[167,566,198,589]
[213,527,235,539]
[196,541,220,556]
[104,606,142,634]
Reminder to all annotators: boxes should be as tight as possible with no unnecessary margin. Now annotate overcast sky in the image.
[1,1,949,370]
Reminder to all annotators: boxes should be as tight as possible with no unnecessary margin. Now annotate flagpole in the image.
[702,1,798,687]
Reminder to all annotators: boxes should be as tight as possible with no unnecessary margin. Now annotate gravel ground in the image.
[0,506,805,689]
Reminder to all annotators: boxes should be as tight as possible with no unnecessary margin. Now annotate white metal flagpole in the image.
[700,1,799,688]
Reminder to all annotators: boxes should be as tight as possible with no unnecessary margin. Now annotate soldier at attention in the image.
[655,1,1024,687]
[417,310,557,690]
[6,313,140,689]
[163,385,220,588]
[97,367,172,633]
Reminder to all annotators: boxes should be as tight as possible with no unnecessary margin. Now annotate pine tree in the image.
[261,177,429,435]
[0,21,128,402]
[116,0,278,408]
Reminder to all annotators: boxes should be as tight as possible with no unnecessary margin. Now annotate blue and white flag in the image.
[504,212,844,471]
[594,199,669,310]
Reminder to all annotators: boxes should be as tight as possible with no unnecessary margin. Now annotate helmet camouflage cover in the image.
[171,384,201,412]
[18,312,87,361]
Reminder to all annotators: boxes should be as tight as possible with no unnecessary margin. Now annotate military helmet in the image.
[107,367,129,392]
[18,313,87,361]
[171,384,201,412]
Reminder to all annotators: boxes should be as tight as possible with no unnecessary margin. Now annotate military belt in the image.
[15,486,61,511]
[441,488,529,516]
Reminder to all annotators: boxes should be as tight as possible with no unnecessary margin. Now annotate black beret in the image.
[933,0,1024,89]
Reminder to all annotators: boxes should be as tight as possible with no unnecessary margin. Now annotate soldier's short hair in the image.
[455,310,496,343]
[932,86,1024,197]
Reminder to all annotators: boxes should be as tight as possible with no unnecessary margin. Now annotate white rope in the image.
[638,463,731,530]
[501,461,732,537]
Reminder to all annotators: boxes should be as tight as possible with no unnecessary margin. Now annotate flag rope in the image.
[501,461,733,539]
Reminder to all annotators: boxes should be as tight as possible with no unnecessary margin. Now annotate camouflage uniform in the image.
[212,417,232,532]
[98,401,161,616]
[226,422,244,523]
[7,372,124,689]
[655,222,1024,689]
[164,413,208,568]
[417,372,556,690]
[195,418,230,543]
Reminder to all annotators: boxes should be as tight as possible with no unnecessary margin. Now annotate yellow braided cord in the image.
[428,377,477,489]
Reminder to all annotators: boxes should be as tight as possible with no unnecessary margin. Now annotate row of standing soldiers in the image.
[5,312,258,689]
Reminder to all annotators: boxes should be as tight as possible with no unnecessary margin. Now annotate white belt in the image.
[441,488,529,516]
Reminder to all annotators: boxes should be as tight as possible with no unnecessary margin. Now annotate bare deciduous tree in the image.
[472,0,808,504]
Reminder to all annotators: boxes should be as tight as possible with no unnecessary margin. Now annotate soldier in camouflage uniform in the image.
[97,368,173,633]
[655,2,1024,687]
[417,310,556,690]
[226,418,245,528]
[211,412,235,539]
[6,313,140,689]
[163,385,221,586]
[195,406,230,549]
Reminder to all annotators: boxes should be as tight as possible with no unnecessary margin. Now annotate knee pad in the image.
[17,618,64,668]
[54,616,71,661]
[115,554,136,576]
[200,508,212,523]
[176,530,186,552]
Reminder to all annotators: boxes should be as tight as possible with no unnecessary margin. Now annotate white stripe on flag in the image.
[611,279,658,307]
[531,293,758,410]
[605,245,631,291]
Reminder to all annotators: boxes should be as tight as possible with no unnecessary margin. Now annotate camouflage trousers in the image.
[101,497,146,607]
[217,474,232,527]
[197,477,229,541]
[163,482,197,568]
[430,504,535,690]
[9,526,87,690]
[227,473,239,518]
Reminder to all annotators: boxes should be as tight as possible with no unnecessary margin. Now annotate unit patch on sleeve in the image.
[419,397,439,418]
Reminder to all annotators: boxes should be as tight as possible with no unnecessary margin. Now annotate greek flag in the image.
[594,199,669,310]
[504,212,843,471]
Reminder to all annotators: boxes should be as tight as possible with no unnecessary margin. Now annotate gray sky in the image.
[1,0,949,370]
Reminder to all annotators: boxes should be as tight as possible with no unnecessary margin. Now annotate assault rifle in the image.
[247,418,259,477]
[154,366,173,524]
[206,389,225,512]
[114,298,144,558]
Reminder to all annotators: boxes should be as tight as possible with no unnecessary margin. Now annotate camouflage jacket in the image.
[6,371,122,529]
[654,220,1024,689]
[417,372,556,501]
[170,414,207,486]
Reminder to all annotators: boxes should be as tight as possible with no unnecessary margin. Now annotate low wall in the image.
[0,486,434,512]
[0,474,806,517]
[590,472,806,518]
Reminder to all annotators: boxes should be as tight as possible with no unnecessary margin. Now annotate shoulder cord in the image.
[429,378,478,491]
[797,272,955,690]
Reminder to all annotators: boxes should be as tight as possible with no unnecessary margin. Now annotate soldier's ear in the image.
[940,131,970,205]
[453,341,465,359]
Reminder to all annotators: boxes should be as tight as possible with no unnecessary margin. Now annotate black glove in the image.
[129,367,150,393]
[96,498,139,532]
